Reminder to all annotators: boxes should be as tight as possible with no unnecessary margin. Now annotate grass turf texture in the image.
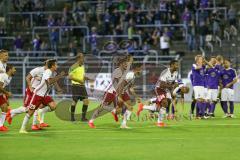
[1,99,240,160]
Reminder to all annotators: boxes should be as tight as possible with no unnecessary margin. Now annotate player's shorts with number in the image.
[221,88,234,101]
[28,94,53,110]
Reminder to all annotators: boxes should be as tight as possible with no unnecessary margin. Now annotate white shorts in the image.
[221,88,234,101]
[193,86,207,99]
[207,89,219,101]
[166,91,172,99]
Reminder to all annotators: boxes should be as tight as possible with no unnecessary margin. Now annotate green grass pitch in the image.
[1,99,240,160]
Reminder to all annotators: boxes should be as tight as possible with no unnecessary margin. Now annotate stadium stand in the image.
[0,0,239,97]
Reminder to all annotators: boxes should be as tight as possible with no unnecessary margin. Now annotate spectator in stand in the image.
[187,20,196,51]
[128,19,134,40]
[68,42,77,57]
[211,10,220,37]
[50,29,59,52]
[114,24,123,43]
[154,9,162,28]
[0,26,7,49]
[34,0,45,26]
[151,28,160,46]
[47,14,55,27]
[228,5,237,26]
[200,0,209,8]
[90,27,98,56]
[14,35,24,56]
[123,10,131,35]
[182,7,191,29]
[111,8,121,28]
[40,40,49,51]
[33,34,41,56]
[199,21,209,48]
[103,9,111,35]
[160,28,170,55]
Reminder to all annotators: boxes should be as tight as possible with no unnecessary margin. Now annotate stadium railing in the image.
[32,26,90,43]
[7,11,87,28]
[83,35,143,52]
[195,7,227,25]
[135,24,188,41]
[8,51,58,57]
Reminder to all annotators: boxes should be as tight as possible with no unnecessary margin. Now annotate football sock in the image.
[229,101,234,114]
[143,105,157,112]
[38,107,51,123]
[0,112,6,127]
[32,110,38,125]
[21,114,30,130]
[10,106,27,118]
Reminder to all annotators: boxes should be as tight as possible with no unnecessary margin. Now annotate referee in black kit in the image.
[69,53,91,122]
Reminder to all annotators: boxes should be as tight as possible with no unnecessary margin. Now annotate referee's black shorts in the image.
[71,84,88,101]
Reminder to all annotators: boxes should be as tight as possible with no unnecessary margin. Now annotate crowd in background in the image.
[0,0,238,56]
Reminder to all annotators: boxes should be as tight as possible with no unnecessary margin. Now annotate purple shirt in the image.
[215,64,224,72]
[206,67,220,89]
[221,68,237,89]
[192,64,205,87]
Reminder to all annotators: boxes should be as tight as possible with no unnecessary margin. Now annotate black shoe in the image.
[81,118,88,122]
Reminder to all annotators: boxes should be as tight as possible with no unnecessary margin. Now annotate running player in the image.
[0,64,16,131]
[88,56,129,128]
[220,59,238,118]
[117,63,143,129]
[19,59,65,133]
[0,49,8,73]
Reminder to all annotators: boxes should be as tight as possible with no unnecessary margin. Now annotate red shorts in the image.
[156,94,166,105]
[24,87,33,107]
[155,87,167,96]
[121,92,130,101]
[28,94,53,110]
[0,95,8,106]
[102,91,117,106]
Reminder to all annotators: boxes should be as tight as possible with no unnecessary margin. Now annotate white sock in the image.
[126,110,132,121]
[111,108,116,114]
[122,110,131,125]
[21,114,30,130]
[0,112,7,127]
[158,108,166,123]
[143,105,157,112]
[32,110,38,125]
[10,106,28,118]
[38,107,51,124]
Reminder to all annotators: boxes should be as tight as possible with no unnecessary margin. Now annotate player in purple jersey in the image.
[205,57,220,117]
[192,55,212,119]
[220,59,238,118]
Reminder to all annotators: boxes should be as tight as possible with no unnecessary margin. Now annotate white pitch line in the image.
[1,123,240,136]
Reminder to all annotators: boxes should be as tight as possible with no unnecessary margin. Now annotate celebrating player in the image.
[0,49,8,73]
[205,57,220,117]
[220,59,238,118]
[0,64,16,131]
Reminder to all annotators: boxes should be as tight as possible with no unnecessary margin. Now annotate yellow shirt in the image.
[69,65,85,85]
